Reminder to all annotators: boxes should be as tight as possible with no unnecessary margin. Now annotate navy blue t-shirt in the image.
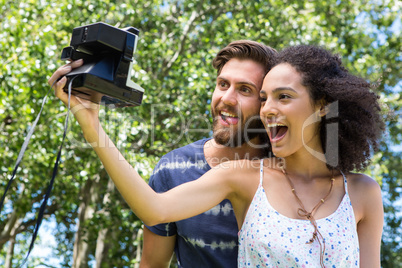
[145,138,238,268]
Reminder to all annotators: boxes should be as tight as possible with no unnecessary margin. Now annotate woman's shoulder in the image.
[345,172,383,221]
[346,172,381,193]
[263,157,283,170]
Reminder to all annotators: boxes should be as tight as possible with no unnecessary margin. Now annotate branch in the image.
[36,262,59,268]
[156,3,227,97]
[164,10,198,72]
[0,202,59,249]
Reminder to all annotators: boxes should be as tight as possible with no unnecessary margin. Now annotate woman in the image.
[49,45,384,267]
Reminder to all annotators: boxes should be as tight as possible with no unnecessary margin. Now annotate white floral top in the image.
[238,159,359,267]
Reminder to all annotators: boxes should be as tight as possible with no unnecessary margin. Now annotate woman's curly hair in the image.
[276,45,384,172]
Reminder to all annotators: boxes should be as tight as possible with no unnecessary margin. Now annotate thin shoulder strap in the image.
[340,170,348,194]
[259,159,264,185]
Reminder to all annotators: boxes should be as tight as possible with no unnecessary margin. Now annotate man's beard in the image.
[212,112,267,148]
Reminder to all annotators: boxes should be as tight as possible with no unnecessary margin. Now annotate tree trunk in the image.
[94,228,108,268]
[0,209,19,249]
[72,195,92,268]
[4,236,15,268]
[4,217,20,268]
[72,175,101,268]
[133,228,143,268]
[95,178,115,267]
[0,184,26,250]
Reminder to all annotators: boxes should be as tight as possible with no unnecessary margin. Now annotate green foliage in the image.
[0,0,400,267]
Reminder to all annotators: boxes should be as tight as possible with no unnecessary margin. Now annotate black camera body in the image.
[61,22,144,107]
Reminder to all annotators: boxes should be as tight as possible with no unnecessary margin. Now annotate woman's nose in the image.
[260,98,278,118]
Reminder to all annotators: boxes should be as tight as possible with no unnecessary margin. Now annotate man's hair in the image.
[276,45,385,172]
[212,40,277,75]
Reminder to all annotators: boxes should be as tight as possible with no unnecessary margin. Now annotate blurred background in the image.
[0,0,401,267]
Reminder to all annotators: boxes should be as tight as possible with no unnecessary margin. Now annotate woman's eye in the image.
[260,96,267,102]
[279,94,291,100]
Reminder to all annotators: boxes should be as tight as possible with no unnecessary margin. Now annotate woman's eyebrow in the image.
[272,87,297,94]
[260,87,297,95]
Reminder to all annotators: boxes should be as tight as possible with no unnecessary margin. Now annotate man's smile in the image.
[220,111,239,125]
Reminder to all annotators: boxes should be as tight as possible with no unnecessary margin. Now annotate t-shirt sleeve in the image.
[143,157,177,236]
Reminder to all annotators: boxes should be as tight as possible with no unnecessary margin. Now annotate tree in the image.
[0,0,400,267]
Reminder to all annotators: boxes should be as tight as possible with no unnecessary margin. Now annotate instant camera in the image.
[61,22,144,107]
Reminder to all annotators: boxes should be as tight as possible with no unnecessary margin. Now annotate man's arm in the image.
[140,227,176,268]
[140,166,176,268]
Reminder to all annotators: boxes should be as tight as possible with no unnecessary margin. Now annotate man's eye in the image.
[241,86,251,93]
[260,96,267,102]
[219,81,228,88]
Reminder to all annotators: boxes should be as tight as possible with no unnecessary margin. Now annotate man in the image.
[140,40,277,268]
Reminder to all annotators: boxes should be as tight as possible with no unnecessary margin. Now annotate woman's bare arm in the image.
[49,61,239,226]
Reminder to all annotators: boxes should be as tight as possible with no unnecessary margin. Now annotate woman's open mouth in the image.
[267,122,288,142]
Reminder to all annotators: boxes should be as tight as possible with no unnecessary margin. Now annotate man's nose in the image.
[221,87,238,106]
